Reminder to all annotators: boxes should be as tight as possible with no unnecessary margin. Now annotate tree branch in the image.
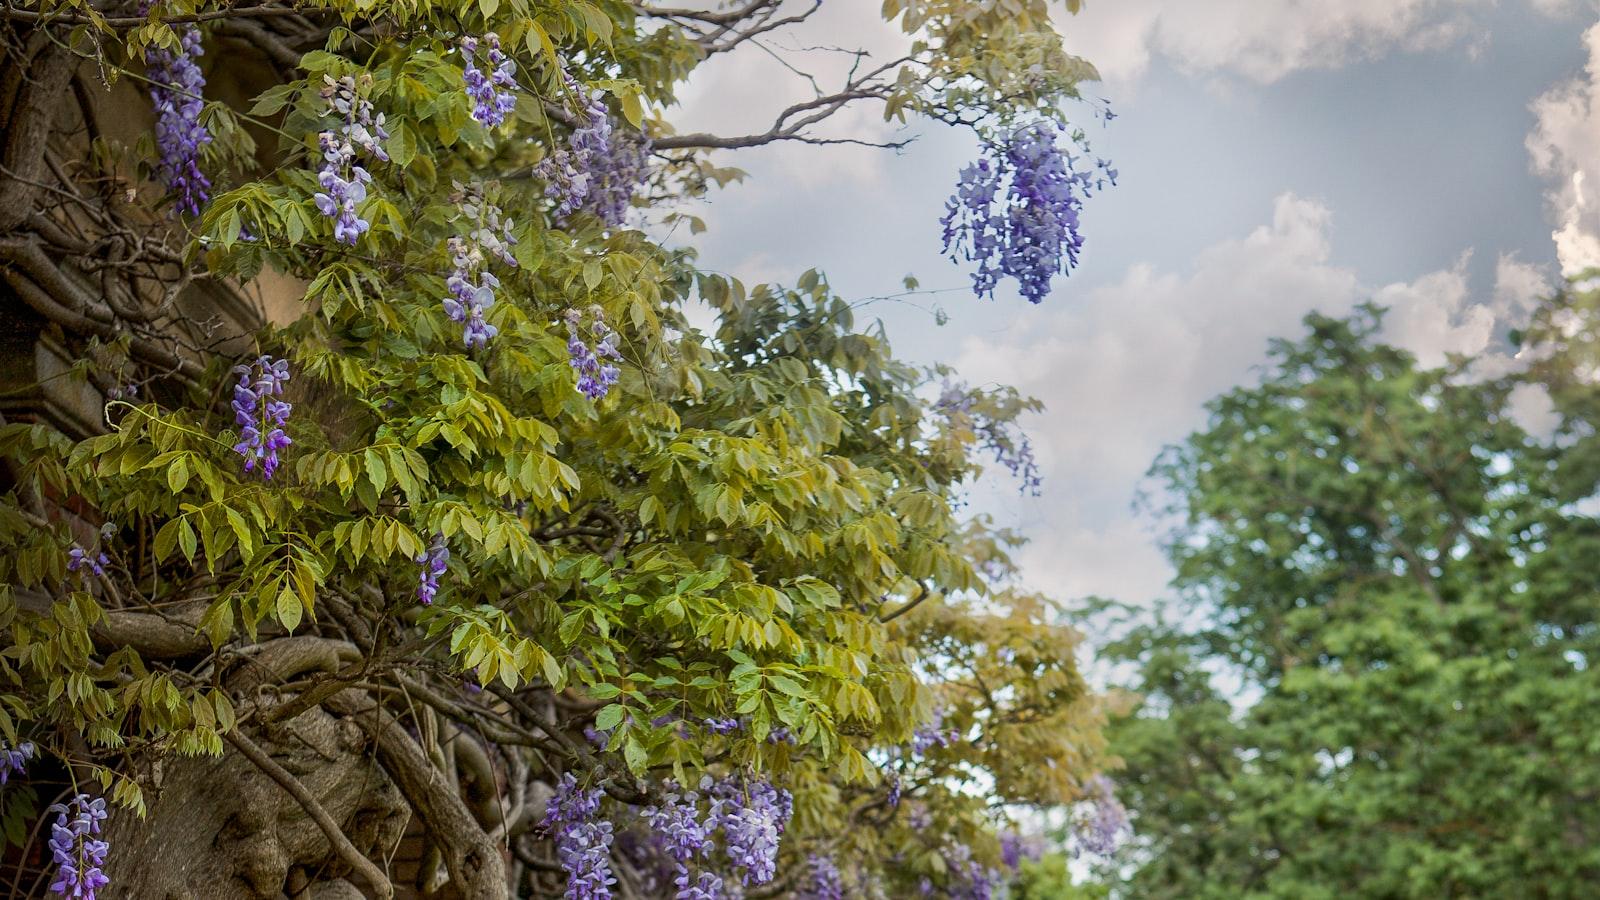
[224,728,397,900]
[328,690,509,900]
[0,4,318,27]
[879,581,931,623]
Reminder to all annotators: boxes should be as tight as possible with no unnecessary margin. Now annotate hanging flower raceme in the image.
[440,183,517,349]
[910,706,958,755]
[565,306,622,401]
[230,355,292,480]
[642,781,721,897]
[582,128,651,229]
[460,34,518,127]
[0,740,33,784]
[415,534,448,605]
[442,263,499,349]
[66,545,109,578]
[709,776,792,886]
[935,380,1042,496]
[797,854,844,900]
[47,794,110,900]
[534,73,649,228]
[1074,774,1128,857]
[941,119,1114,303]
[312,75,388,245]
[143,22,211,215]
[940,843,1004,900]
[999,831,1044,870]
[543,773,617,900]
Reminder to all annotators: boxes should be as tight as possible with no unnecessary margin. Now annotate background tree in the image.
[1095,300,1600,898]
[0,0,1124,898]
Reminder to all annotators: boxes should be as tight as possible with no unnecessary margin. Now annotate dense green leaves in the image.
[1,0,1115,892]
[1100,300,1600,897]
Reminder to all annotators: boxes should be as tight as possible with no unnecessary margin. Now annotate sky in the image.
[656,0,1600,612]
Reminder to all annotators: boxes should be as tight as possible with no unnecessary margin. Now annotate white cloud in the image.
[1528,22,1600,276]
[1377,254,1497,369]
[956,195,1546,604]
[1530,0,1600,16]
[1058,0,1494,87]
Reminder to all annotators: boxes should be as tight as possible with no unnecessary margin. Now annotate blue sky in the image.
[658,0,1600,609]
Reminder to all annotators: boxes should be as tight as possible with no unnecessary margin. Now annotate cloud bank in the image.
[1528,22,1600,275]
[1058,0,1497,87]
[955,194,1550,602]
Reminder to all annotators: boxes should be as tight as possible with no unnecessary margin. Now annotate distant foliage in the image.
[1097,294,1600,896]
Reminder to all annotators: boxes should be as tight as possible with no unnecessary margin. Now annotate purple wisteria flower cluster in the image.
[999,831,1044,870]
[415,533,448,605]
[907,803,933,831]
[231,356,292,480]
[643,781,723,898]
[544,773,617,899]
[441,183,517,349]
[47,794,110,900]
[460,34,518,127]
[0,740,33,784]
[708,776,793,886]
[66,546,108,578]
[941,119,1115,304]
[911,706,959,755]
[533,74,650,228]
[582,128,651,229]
[935,380,1042,496]
[697,716,794,745]
[1074,774,1128,857]
[565,306,622,401]
[940,843,1005,900]
[703,717,741,736]
[797,853,844,900]
[143,24,211,215]
[313,75,389,245]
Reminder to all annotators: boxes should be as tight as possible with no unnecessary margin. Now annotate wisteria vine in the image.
[415,533,448,605]
[709,775,793,886]
[0,740,33,784]
[941,119,1116,303]
[533,73,650,228]
[230,356,292,480]
[312,75,388,245]
[798,853,844,900]
[47,794,110,900]
[545,773,618,899]
[911,706,959,755]
[642,780,721,898]
[460,33,519,127]
[1074,774,1128,857]
[565,306,623,401]
[935,381,1042,496]
[143,23,211,215]
[441,183,518,348]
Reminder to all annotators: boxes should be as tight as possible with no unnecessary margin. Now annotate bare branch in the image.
[633,0,778,27]
[652,55,914,152]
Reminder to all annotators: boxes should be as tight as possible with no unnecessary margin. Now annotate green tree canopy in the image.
[1098,298,1600,898]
